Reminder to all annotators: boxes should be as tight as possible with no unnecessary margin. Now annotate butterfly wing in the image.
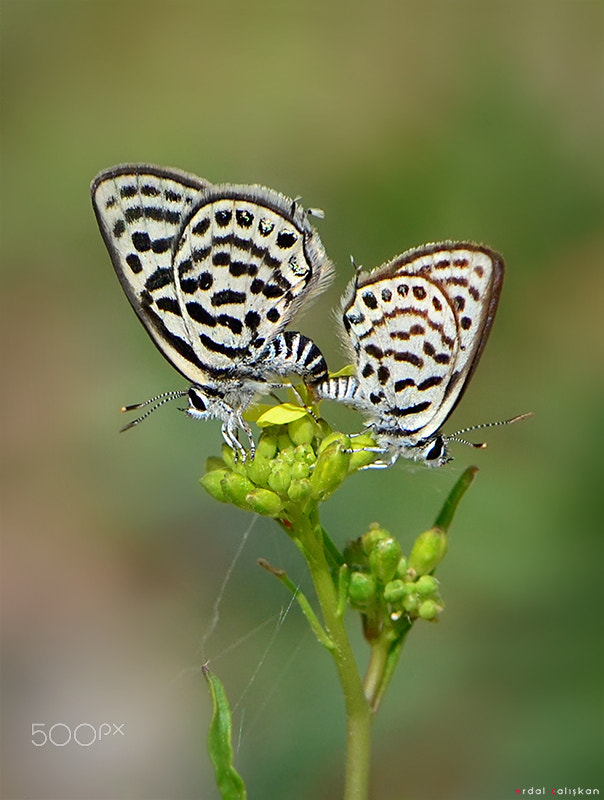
[91,164,212,383]
[171,184,333,376]
[343,242,503,440]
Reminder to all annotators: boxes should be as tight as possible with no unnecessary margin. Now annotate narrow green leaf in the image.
[256,403,308,427]
[203,665,247,800]
[433,466,478,532]
[257,559,335,651]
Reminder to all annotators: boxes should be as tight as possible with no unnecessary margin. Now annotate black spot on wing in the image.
[417,375,444,391]
[145,268,172,292]
[192,217,210,236]
[212,251,230,266]
[236,209,253,228]
[126,253,142,273]
[156,297,180,314]
[276,230,297,249]
[113,219,126,238]
[211,289,246,306]
[217,314,243,334]
[389,401,431,417]
[362,291,378,310]
[215,209,232,227]
[361,363,374,378]
[186,302,216,326]
[132,232,151,252]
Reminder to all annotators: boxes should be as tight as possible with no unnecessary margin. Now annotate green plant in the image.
[201,395,477,800]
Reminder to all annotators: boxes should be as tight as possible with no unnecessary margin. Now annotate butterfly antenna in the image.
[120,390,188,432]
[447,412,533,448]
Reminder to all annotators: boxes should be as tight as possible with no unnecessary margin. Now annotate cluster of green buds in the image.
[346,523,447,635]
[200,402,377,520]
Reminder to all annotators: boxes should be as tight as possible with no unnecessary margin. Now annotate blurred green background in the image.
[2,2,603,799]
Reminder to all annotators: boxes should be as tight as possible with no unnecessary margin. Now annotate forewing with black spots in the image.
[172,185,332,375]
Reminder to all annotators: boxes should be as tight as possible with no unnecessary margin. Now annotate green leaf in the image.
[256,403,309,427]
[243,403,274,423]
[203,666,247,800]
[329,364,356,378]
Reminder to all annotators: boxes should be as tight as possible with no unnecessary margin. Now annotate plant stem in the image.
[292,506,372,800]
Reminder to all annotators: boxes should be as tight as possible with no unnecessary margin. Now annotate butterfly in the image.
[314,241,526,467]
[91,164,333,458]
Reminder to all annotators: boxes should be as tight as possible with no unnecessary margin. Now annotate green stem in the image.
[364,625,411,713]
[363,633,391,711]
[292,506,372,800]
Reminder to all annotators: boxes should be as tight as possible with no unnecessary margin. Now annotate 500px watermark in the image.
[31,723,125,747]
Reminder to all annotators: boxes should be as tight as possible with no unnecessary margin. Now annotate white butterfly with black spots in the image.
[314,241,514,467]
[92,164,333,458]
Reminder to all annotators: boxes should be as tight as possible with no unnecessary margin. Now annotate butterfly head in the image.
[412,412,533,468]
[414,435,452,467]
[185,386,225,422]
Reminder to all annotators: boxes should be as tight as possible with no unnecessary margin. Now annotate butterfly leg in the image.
[222,412,256,462]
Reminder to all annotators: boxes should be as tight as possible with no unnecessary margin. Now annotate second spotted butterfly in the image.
[314,242,519,467]
[92,164,333,457]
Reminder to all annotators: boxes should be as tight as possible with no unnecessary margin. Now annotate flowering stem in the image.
[200,419,481,800]
[288,505,372,800]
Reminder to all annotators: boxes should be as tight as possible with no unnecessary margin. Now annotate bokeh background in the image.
[2,2,603,799]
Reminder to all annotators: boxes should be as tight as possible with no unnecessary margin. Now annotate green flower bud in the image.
[317,430,351,456]
[369,536,403,584]
[278,446,296,466]
[287,478,312,503]
[415,575,439,597]
[408,527,448,576]
[288,415,317,446]
[395,556,409,578]
[294,443,316,464]
[402,593,419,615]
[267,462,292,495]
[418,599,440,621]
[290,460,310,480]
[383,579,406,604]
[277,429,294,452]
[255,431,278,460]
[221,444,238,470]
[348,572,377,607]
[342,537,368,570]
[348,432,380,472]
[361,523,392,557]
[206,456,227,472]
[245,455,272,488]
[200,469,229,504]
[310,435,351,500]
[245,488,284,517]
[220,471,257,510]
